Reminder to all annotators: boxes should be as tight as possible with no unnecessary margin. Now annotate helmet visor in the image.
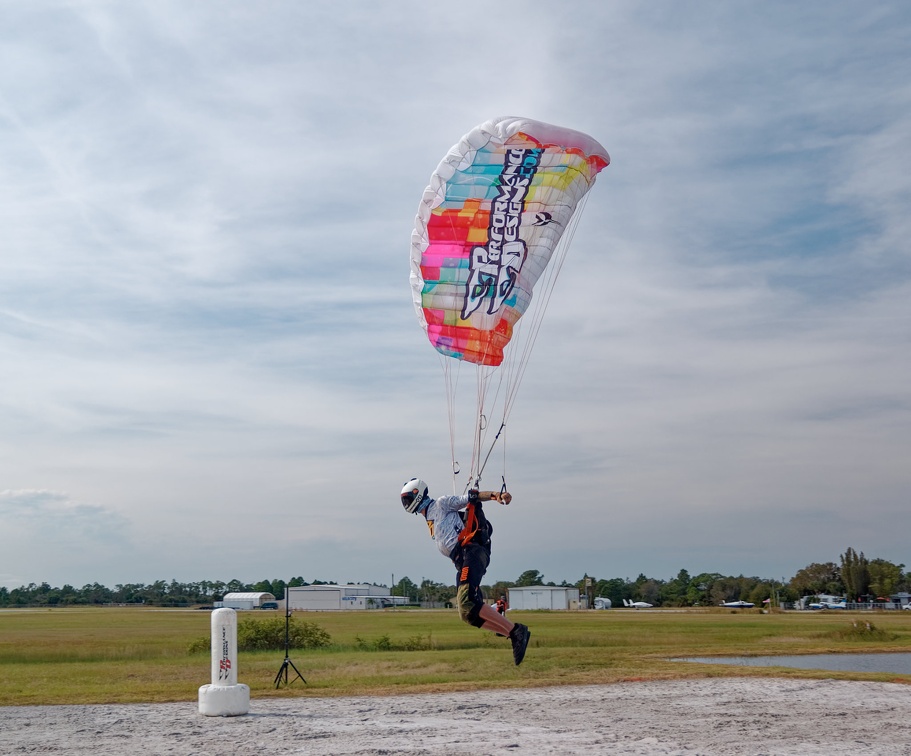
[402,488,424,513]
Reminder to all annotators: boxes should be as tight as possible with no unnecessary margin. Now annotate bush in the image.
[354,633,431,651]
[355,634,392,651]
[187,615,331,654]
[829,620,897,642]
[402,634,432,651]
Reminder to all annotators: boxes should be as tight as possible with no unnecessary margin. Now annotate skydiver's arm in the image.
[470,489,512,505]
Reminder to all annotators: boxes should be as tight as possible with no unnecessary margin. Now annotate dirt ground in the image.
[1,678,909,755]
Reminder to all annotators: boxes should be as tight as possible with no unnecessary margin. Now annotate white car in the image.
[903,604,911,610]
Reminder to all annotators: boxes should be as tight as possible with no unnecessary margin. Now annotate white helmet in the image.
[400,478,429,514]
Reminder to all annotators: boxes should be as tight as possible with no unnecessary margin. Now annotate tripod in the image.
[273,588,306,688]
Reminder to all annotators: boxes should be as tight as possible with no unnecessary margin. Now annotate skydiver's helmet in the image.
[401,478,429,514]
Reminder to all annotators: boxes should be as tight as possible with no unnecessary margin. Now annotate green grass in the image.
[1,607,910,706]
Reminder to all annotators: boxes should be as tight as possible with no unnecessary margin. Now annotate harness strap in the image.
[458,502,479,547]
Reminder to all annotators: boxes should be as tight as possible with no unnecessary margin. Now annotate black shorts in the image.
[451,542,490,598]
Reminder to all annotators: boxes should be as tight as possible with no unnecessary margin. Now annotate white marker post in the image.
[198,608,250,716]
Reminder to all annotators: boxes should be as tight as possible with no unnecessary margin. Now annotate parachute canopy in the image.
[410,117,609,367]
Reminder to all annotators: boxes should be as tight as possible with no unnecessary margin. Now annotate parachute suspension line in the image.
[501,430,508,493]
[440,354,462,494]
[469,363,495,489]
[470,354,511,487]
[474,416,507,486]
[466,314,511,489]
[502,192,592,421]
[472,191,595,479]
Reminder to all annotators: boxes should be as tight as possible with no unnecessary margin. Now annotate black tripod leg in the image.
[274,657,305,688]
[273,659,288,688]
[286,657,306,684]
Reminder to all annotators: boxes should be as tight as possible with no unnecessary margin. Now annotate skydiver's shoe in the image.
[509,623,530,666]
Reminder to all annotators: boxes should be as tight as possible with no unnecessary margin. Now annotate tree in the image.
[515,569,545,586]
[868,559,904,598]
[709,576,737,606]
[683,573,720,606]
[81,582,113,604]
[392,576,418,601]
[592,577,626,607]
[840,547,869,600]
[271,579,287,600]
[419,578,455,606]
[486,580,514,604]
[789,562,842,596]
[637,578,661,606]
[659,569,692,607]
[746,580,779,606]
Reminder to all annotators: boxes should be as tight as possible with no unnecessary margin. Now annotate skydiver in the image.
[400,478,530,665]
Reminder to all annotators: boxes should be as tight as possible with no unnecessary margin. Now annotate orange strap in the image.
[458,502,479,547]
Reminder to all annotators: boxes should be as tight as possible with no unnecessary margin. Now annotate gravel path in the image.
[2,678,909,755]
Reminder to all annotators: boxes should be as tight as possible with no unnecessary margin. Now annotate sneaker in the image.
[509,623,530,666]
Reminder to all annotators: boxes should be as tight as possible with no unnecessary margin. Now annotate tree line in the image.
[397,548,907,607]
[1,546,905,608]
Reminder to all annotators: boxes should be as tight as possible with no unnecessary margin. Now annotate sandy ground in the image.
[1,678,909,755]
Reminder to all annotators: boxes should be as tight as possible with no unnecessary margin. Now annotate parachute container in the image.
[410,117,609,367]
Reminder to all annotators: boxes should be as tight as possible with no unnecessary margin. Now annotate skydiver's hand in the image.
[497,491,512,505]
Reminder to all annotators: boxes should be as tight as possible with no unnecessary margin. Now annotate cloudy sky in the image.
[2,2,909,592]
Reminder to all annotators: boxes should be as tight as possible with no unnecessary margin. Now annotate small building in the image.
[217,592,276,610]
[285,584,405,611]
[508,586,580,610]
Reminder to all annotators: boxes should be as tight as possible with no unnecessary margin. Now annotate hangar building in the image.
[508,586,580,610]
[286,584,406,611]
[217,592,276,610]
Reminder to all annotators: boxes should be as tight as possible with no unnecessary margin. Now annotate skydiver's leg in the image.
[477,600,514,636]
[454,544,514,636]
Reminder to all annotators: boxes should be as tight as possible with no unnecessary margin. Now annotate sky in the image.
[1,2,909,592]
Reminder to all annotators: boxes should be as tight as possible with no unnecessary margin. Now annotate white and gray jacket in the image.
[421,493,471,559]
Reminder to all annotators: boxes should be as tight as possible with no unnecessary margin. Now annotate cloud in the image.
[0,490,135,587]
[0,2,909,589]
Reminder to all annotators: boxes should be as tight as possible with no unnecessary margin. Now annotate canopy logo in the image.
[462,147,542,319]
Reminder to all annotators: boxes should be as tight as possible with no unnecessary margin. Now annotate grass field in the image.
[1,607,910,706]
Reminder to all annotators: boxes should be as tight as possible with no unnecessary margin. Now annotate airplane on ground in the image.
[720,600,755,608]
[622,598,653,609]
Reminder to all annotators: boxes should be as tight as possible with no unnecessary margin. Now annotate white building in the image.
[285,584,405,611]
[508,586,580,610]
[217,592,276,610]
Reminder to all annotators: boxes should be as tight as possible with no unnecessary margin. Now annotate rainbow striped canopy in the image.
[410,117,609,367]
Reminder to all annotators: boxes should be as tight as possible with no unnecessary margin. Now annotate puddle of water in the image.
[673,652,911,674]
